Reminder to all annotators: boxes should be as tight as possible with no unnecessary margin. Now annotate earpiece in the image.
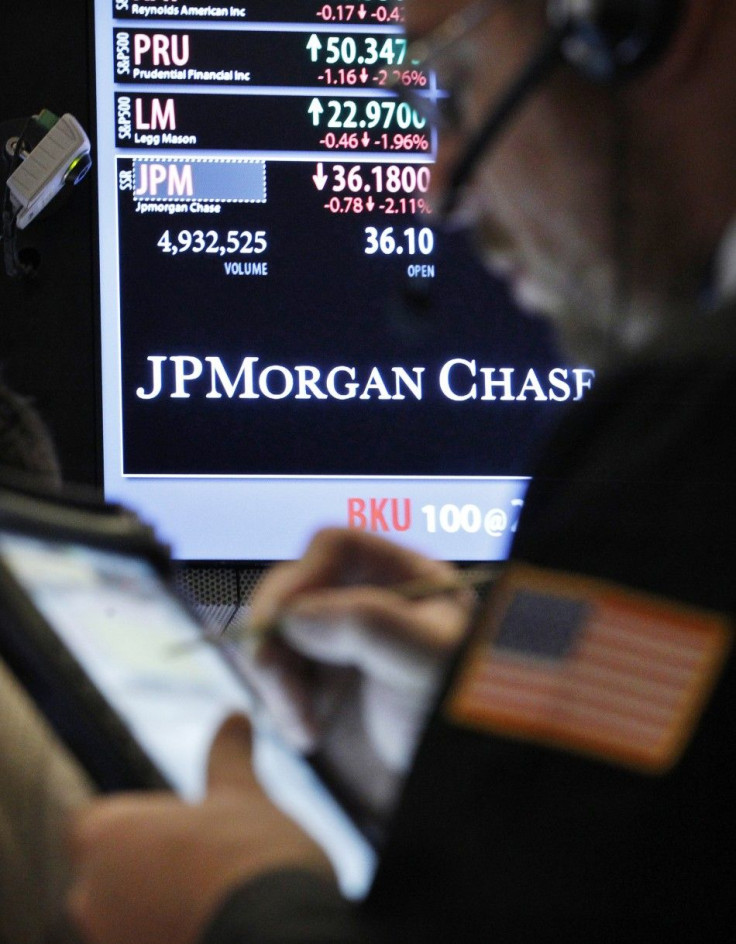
[547,0,684,81]
[441,0,685,215]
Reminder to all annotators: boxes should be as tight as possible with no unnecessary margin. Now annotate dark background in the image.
[0,0,99,486]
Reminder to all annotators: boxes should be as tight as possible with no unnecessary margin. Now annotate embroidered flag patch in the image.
[446,563,732,773]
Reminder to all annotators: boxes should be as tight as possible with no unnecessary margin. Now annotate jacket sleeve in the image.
[200,868,385,944]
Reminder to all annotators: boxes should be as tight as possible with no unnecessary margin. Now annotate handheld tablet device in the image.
[0,480,375,896]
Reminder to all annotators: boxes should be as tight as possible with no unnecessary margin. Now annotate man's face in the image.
[404,0,630,360]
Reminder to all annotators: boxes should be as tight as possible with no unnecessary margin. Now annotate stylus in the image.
[169,564,498,656]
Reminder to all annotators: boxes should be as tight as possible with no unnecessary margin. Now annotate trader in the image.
[67,2,736,943]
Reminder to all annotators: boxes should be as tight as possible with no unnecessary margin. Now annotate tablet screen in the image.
[0,530,252,799]
[0,528,376,896]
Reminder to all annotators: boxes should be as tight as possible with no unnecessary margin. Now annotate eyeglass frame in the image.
[388,0,567,217]
[389,0,499,128]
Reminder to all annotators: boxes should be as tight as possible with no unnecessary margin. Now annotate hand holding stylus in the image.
[243,528,480,814]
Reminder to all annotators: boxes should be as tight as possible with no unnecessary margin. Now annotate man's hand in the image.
[245,529,474,820]
[250,527,470,654]
[66,715,332,944]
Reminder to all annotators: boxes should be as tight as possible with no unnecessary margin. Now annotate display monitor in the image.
[91,0,590,563]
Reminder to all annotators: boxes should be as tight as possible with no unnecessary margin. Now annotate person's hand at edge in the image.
[66,715,333,944]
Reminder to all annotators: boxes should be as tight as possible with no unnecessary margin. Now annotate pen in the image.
[378,563,498,602]
[168,564,498,656]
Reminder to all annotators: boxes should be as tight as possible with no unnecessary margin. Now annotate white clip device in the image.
[7,113,91,229]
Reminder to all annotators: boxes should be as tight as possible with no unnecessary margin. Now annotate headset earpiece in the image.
[547,0,684,81]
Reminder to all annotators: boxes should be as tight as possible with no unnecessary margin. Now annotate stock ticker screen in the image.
[94,0,588,561]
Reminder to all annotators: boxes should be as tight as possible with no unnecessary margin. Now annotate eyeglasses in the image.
[388,0,498,131]
[389,0,566,217]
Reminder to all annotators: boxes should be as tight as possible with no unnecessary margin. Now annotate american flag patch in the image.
[446,564,732,773]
